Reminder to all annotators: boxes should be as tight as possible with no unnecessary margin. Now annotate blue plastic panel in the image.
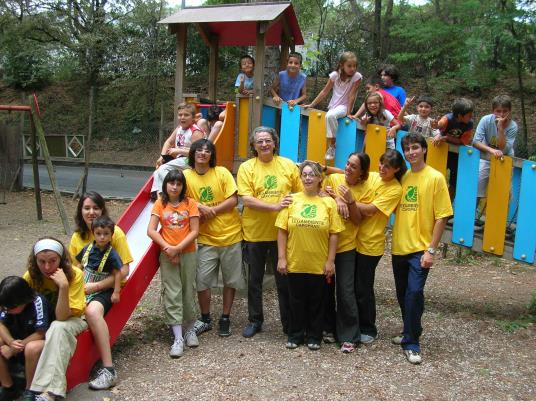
[508,166,521,224]
[356,129,365,153]
[395,130,410,169]
[452,146,480,248]
[262,105,277,129]
[279,103,301,162]
[299,116,309,163]
[513,160,536,264]
[334,118,358,169]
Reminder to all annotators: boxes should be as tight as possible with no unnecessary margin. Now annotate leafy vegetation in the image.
[0,0,534,153]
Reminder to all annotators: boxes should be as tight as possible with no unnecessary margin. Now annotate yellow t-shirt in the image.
[237,155,302,242]
[69,225,133,267]
[324,173,374,253]
[23,267,86,317]
[184,167,242,247]
[275,192,345,275]
[392,166,453,255]
[356,172,402,256]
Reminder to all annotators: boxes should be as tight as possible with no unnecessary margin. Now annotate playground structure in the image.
[2,1,535,391]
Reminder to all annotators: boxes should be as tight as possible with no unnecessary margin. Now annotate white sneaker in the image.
[404,349,422,364]
[88,367,118,390]
[184,329,199,348]
[391,334,403,345]
[170,338,184,358]
[324,145,335,161]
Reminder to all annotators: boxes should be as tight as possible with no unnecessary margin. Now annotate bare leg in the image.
[198,289,211,315]
[85,301,113,367]
[24,340,45,388]
[222,287,236,315]
[207,121,223,142]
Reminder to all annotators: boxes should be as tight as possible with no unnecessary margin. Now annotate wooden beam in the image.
[280,34,290,70]
[195,23,212,46]
[29,96,71,234]
[208,34,219,103]
[253,22,267,130]
[174,24,187,123]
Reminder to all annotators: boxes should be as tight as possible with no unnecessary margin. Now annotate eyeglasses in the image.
[301,172,319,179]
[195,148,211,154]
[255,139,274,145]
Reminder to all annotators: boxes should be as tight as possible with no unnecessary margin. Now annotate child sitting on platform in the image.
[433,98,474,197]
[271,52,307,107]
[0,276,50,401]
[398,95,439,138]
[472,95,517,220]
[352,76,402,130]
[359,91,401,149]
[236,55,255,96]
[76,215,123,390]
[151,102,205,199]
[303,51,362,161]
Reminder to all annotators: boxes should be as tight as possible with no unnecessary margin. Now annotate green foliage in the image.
[497,292,536,333]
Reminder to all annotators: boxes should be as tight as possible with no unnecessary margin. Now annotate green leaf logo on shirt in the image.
[300,204,317,219]
[264,175,278,190]
[200,186,214,203]
[405,186,418,203]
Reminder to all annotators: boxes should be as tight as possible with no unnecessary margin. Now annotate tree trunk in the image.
[381,0,393,60]
[373,0,382,60]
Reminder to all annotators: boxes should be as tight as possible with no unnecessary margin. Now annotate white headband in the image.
[33,239,64,257]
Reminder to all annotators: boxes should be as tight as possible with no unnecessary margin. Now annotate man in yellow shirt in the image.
[391,133,453,365]
[237,127,302,338]
[184,139,244,337]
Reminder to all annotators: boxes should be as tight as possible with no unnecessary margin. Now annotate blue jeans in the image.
[392,252,429,352]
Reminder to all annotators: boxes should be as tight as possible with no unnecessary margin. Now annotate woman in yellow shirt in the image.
[276,161,344,350]
[23,237,87,401]
[354,149,406,344]
[68,191,133,390]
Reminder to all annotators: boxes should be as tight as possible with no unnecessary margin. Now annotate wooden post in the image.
[208,34,219,103]
[29,96,71,234]
[159,102,165,148]
[28,111,42,220]
[174,24,187,124]
[280,35,290,70]
[253,22,266,130]
[81,84,95,196]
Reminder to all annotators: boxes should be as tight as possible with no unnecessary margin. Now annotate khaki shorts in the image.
[196,242,245,291]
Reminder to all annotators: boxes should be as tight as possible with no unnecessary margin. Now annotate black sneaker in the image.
[0,386,18,401]
[193,318,213,335]
[242,322,262,338]
[218,317,231,337]
[22,389,36,401]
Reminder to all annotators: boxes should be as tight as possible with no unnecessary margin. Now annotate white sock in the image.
[171,324,182,340]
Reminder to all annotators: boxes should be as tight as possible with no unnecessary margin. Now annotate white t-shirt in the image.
[327,70,362,110]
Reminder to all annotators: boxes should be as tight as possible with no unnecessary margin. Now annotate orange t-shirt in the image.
[151,198,200,253]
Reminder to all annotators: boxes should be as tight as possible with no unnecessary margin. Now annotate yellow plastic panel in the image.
[426,138,448,178]
[306,111,327,163]
[214,101,235,171]
[482,156,513,255]
[365,124,387,173]
[238,97,250,158]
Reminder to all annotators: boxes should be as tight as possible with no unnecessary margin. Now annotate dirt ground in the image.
[1,191,535,401]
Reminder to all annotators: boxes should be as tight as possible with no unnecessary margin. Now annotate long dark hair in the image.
[380,149,407,182]
[348,152,370,182]
[75,191,108,239]
[161,169,187,207]
[26,236,74,288]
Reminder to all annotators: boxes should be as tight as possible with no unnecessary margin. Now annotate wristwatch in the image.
[427,247,436,255]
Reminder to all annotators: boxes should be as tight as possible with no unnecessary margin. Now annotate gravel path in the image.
[1,191,535,401]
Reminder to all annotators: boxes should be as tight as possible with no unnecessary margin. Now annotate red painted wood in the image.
[66,177,161,390]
